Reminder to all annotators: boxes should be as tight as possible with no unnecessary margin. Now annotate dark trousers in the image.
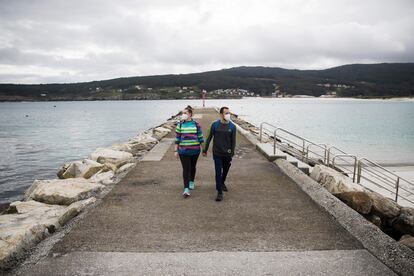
[179,153,199,189]
[213,154,232,194]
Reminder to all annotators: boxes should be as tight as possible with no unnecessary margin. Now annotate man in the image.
[202,107,236,201]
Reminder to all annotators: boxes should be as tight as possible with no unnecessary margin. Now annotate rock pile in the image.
[310,164,414,251]
[310,165,364,193]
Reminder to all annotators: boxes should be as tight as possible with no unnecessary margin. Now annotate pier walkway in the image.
[21,108,394,275]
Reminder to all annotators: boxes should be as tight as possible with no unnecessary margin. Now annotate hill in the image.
[0,63,413,101]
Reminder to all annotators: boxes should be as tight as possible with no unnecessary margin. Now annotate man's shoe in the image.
[183,188,190,198]
[189,181,195,190]
[215,193,223,202]
[222,184,228,192]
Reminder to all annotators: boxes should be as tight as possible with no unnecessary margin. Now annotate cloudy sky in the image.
[0,0,413,84]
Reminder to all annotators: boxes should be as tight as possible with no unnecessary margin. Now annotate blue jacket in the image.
[203,120,236,156]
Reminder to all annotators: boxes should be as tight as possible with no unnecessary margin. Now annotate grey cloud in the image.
[0,0,413,83]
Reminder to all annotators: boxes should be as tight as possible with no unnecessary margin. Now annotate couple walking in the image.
[174,105,236,201]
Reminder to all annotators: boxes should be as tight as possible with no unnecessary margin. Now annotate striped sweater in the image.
[175,120,204,155]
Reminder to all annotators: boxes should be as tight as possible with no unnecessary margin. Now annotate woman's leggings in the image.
[179,153,200,189]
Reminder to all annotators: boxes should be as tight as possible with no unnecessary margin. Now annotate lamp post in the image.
[202,89,206,107]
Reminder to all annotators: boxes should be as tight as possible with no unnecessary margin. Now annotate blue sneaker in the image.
[189,181,195,190]
[183,188,190,198]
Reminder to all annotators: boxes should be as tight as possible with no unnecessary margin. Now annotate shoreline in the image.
[1,96,413,103]
[0,96,244,102]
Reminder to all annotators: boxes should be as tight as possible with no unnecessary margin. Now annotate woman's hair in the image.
[184,105,193,116]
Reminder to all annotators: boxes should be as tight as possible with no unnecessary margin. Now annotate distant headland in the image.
[0,63,413,101]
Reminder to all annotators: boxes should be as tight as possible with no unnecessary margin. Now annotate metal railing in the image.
[258,121,414,205]
[274,128,307,160]
[259,122,278,143]
[327,146,348,165]
[332,154,357,182]
[357,158,414,205]
[327,146,359,183]
[273,128,328,164]
[306,143,327,164]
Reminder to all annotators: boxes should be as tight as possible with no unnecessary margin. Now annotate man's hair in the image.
[220,106,229,114]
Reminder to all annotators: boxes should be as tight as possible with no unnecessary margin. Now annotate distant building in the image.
[320,91,337,98]
[208,88,255,97]
[317,83,351,89]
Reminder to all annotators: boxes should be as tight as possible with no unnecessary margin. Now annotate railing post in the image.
[302,140,305,161]
[357,161,362,184]
[305,146,309,163]
[395,177,400,202]
[259,123,263,142]
[327,147,331,166]
[352,157,357,183]
[273,129,277,155]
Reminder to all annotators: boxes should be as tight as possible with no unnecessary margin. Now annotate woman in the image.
[175,105,204,198]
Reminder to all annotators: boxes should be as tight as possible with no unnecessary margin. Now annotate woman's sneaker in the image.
[189,181,195,190]
[183,188,190,198]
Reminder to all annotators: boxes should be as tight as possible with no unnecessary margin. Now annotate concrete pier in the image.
[17,108,396,275]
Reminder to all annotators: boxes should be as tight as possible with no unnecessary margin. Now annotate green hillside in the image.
[0,63,413,101]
